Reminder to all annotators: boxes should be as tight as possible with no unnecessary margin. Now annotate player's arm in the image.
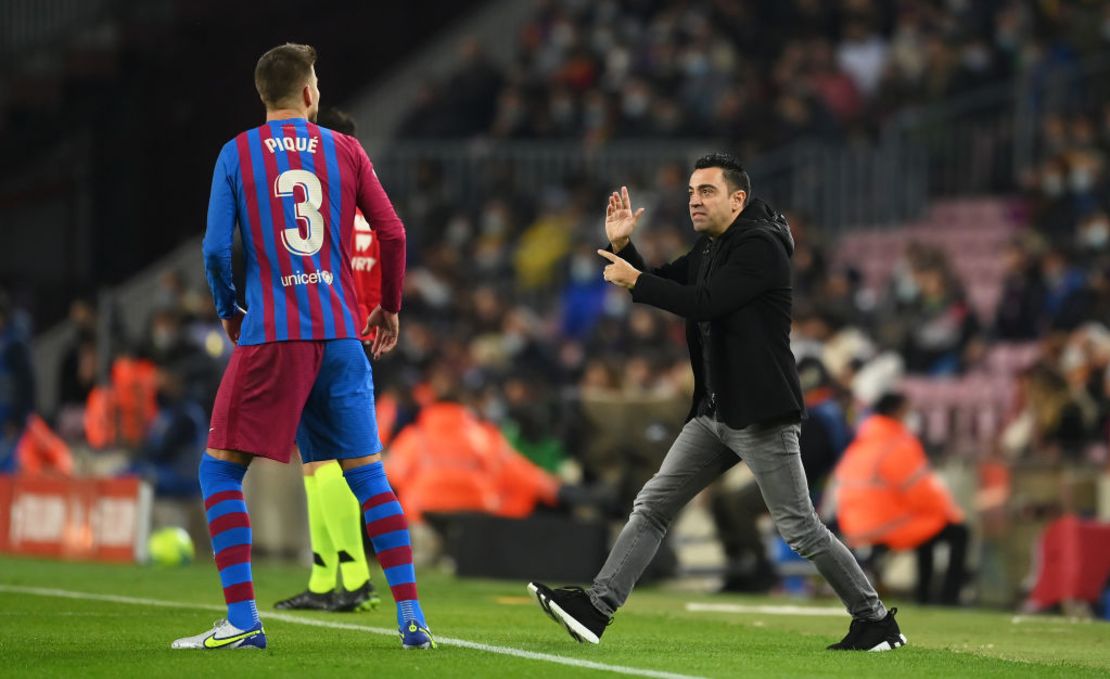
[202,144,245,342]
[606,240,692,284]
[628,236,784,321]
[354,142,405,357]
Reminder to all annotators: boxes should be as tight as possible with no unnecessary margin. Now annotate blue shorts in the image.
[295,339,382,462]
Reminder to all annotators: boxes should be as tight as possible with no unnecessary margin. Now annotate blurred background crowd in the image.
[3,0,1110,611]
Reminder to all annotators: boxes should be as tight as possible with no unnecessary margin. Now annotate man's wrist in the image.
[611,238,630,253]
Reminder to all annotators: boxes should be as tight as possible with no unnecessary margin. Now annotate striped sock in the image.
[343,462,425,628]
[199,453,259,631]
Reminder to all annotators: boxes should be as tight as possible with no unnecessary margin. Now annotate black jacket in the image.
[621,197,804,429]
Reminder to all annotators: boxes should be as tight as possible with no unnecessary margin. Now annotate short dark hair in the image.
[872,392,908,417]
[317,108,356,135]
[254,43,317,108]
[694,152,751,195]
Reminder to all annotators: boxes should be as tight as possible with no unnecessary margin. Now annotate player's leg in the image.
[173,342,323,650]
[302,339,431,648]
[529,416,737,644]
[274,456,340,610]
[732,422,905,651]
[339,454,430,646]
[201,449,262,625]
[173,447,268,650]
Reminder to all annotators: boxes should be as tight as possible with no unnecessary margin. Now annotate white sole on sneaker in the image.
[527,583,600,645]
[868,634,908,652]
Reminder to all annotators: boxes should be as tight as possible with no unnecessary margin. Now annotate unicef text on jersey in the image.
[280,269,334,288]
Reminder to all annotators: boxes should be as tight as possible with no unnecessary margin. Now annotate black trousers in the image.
[915,522,969,605]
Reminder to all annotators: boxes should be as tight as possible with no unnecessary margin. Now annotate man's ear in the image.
[733,189,747,211]
[303,84,313,107]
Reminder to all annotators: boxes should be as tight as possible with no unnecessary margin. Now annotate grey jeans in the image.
[589,415,886,621]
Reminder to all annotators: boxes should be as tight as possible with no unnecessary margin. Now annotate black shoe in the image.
[527,582,611,644]
[274,589,334,611]
[331,581,382,612]
[827,607,907,651]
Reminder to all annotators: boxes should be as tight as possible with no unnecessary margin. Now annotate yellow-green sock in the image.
[304,474,338,594]
[315,462,371,590]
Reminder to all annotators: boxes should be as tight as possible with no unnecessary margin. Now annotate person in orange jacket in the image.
[385,399,562,524]
[833,392,969,605]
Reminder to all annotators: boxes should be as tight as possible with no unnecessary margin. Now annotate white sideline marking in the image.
[0,585,705,679]
[686,602,847,617]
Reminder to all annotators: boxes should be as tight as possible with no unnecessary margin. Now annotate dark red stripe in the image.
[361,492,395,512]
[215,543,252,570]
[282,126,325,338]
[258,124,301,340]
[204,489,244,510]
[332,133,359,334]
[376,545,412,570]
[389,582,418,602]
[236,132,276,342]
[223,581,255,604]
[306,122,351,337]
[209,512,250,536]
[365,513,407,538]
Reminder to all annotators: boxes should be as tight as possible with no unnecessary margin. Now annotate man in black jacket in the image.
[528,153,905,652]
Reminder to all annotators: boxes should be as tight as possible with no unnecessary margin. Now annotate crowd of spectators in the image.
[399,0,1110,156]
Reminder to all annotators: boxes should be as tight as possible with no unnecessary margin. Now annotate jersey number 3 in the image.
[275,169,325,257]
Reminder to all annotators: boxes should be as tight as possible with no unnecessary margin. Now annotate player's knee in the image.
[338,453,383,471]
[205,448,253,467]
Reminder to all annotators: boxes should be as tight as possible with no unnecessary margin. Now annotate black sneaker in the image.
[330,581,382,612]
[827,607,907,651]
[527,582,611,644]
[274,589,334,611]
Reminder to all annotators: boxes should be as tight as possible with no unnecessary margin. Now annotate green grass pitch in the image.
[1,555,1107,677]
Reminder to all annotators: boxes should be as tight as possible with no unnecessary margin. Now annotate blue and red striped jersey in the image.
[203,118,406,346]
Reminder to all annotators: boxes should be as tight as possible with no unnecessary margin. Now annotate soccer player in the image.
[275,109,383,614]
[172,44,432,650]
[528,154,905,652]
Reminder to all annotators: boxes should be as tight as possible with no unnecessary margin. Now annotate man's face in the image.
[306,67,320,122]
[688,167,745,235]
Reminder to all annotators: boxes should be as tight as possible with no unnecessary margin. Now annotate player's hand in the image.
[605,185,645,253]
[363,306,399,360]
[597,249,641,289]
[221,306,246,344]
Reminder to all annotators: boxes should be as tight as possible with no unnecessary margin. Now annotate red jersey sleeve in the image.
[354,144,406,313]
[351,209,383,340]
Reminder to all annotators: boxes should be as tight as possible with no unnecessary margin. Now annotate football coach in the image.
[528,152,906,653]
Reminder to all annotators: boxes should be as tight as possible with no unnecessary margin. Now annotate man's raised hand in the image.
[605,185,645,252]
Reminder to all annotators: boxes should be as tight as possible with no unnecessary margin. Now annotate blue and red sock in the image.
[199,453,259,631]
[344,461,426,628]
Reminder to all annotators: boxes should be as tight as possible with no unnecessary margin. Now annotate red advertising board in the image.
[0,475,151,563]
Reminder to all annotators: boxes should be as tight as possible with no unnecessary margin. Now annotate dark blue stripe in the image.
[247,127,288,341]
[319,127,357,335]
